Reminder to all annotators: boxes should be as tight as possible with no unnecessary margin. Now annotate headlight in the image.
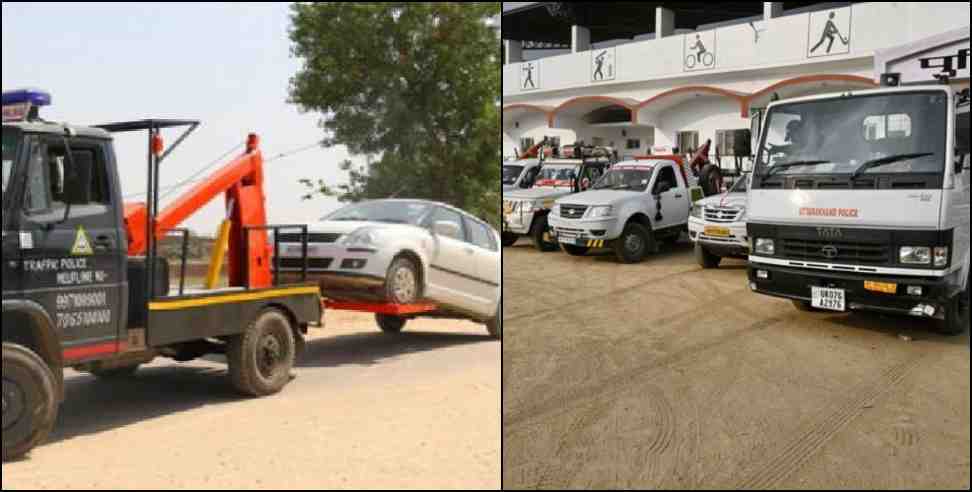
[754,238,775,256]
[340,228,379,247]
[690,204,703,219]
[900,246,931,265]
[586,206,614,219]
[933,247,949,268]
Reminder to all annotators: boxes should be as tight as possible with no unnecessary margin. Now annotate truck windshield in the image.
[323,200,432,225]
[2,127,19,196]
[592,168,652,192]
[535,165,577,186]
[755,92,948,179]
[502,165,524,185]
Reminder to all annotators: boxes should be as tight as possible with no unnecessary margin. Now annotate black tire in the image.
[501,233,518,248]
[792,300,820,312]
[486,300,502,339]
[384,256,420,305]
[89,365,140,380]
[227,309,296,397]
[695,242,722,269]
[936,276,969,336]
[699,164,722,197]
[376,314,407,333]
[562,244,590,257]
[3,343,58,462]
[614,222,653,264]
[530,215,558,252]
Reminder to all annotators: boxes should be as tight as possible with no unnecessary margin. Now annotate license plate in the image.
[704,226,731,237]
[812,286,846,312]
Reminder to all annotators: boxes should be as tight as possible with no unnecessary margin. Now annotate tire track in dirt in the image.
[733,351,928,490]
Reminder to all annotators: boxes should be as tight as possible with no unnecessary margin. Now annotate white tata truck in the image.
[747,85,970,335]
[548,158,704,263]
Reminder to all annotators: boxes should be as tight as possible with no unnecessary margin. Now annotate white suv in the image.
[688,174,751,268]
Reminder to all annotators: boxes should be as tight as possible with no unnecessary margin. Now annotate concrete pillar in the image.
[764,2,783,20]
[505,40,523,64]
[572,25,591,53]
[656,7,675,39]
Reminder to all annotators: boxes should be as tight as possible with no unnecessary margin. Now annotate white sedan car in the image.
[276,200,502,337]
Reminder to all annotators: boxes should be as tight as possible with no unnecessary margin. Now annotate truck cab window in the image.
[2,128,18,196]
[654,166,677,194]
[24,141,111,218]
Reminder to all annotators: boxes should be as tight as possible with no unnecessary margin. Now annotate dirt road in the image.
[502,240,970,490]
[2,311,500,490]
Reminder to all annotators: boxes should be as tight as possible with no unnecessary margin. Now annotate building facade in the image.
[502,2,970,170]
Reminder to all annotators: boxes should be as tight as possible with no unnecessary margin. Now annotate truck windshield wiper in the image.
[761,160,831,178]
[850,153,934,179]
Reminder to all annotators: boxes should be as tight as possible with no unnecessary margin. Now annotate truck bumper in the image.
[688,217,749,257]
[747,262,958,320]
[548,215,622,246]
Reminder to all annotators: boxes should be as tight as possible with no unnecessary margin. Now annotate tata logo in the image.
[816,227,843,239]
[919,48,970,80]
[821,246,840,259]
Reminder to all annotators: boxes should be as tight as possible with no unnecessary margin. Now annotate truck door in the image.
[18,136,124,360]
[650,164,689,232]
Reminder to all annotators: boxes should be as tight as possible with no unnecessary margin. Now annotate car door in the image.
[648,164,688,231]
[462,215,502,317]
[423,206,483,315]
[18,136,124,360]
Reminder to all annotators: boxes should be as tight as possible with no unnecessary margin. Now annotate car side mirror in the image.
[433,221,461,240]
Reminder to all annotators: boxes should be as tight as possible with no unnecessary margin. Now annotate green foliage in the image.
[289,2,501,226]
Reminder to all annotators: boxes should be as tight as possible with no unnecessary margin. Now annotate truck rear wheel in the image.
[228,310,296,397]
[376,314,407,333]
[695,242,722,269]
[937,279,969,336]
[614,223,653,264]
[501,233,518,248]
[562,244,590,257]
[530,216,558,252]
[3,343,58,462]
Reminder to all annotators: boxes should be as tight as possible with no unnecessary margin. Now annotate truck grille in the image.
[780,239,890,265]
[703,207,743,223]
[555,227,586,240]
[560,205,588,219]
[277,233,342,244]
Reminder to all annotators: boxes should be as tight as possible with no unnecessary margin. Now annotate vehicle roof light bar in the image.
[2,88,52,122]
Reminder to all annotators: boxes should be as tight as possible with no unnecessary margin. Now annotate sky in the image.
[2,2,356,235]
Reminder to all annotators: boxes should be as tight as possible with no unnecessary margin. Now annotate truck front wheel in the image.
[228,310,297,397]
[562,244,590,256]
[937,278,969,336]
[2,343,58,462]
[530,216,558,252]
[695,242,722,269]
[615,223,653,264]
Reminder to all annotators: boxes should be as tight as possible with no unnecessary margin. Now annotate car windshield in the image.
[323,200,432,225]
[535,165,578,186]
[2,127,18,196]
[592,167,652,192]
[755,92,948,178]
[502,165,524,185]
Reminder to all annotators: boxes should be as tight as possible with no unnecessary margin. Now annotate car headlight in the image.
[900,246,931,265]
[933,247,949,268]
[690,204,703,219]
[754,238,775,256]
[586,206,614,219]
[340,228,379,247]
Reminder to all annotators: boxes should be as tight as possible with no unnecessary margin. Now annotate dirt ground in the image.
[2,311,500,490]
[502,239,970,490]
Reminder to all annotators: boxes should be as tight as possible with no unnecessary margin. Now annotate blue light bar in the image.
[1,88,52,107]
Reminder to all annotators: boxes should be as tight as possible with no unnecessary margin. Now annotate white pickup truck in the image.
[549,158,704,263]
[688,173,751,268]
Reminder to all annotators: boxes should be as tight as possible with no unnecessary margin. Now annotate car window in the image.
[464,217,497,252]
[427,207,466,242]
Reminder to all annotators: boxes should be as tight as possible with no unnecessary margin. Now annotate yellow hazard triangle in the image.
[71,226,94,256]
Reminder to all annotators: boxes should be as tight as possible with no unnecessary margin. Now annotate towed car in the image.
[276,199,502,337]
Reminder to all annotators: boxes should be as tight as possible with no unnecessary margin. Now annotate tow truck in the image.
[2,89,322,460]
[502,146,613,251]
[747,76,970,335]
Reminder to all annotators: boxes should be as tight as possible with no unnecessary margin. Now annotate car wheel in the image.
[695,242,722,269]
[562,244,590,257]
[385,256,420,305]
[936,275,969,336]
[501,233,518,248]
[3,343,59,462]
[614,223,652,264]
[530,216,558,252]
[376,314,407,333]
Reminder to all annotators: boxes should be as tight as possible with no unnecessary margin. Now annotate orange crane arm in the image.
[124,134,273,289]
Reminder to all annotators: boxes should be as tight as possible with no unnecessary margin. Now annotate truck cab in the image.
[502,158,541,192]
[747,85,970,335]
[548,159,703,263]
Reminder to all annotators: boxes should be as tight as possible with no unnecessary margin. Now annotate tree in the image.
[289,2,501,226]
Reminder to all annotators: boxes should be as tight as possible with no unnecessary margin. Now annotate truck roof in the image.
[3,120,112,140]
